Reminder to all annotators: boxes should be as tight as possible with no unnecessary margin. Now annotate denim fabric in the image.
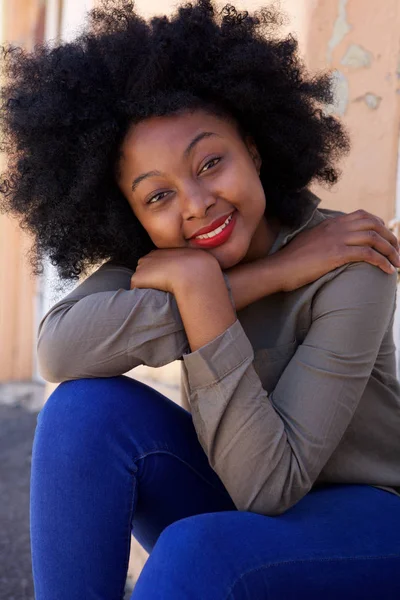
[30,376,400,599]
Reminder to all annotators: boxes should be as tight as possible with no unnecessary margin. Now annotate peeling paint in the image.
[354,93,382,110]
[341,44,372,69]
[364,93,382,109]
[325,70,349,116]
[327,0,352,64]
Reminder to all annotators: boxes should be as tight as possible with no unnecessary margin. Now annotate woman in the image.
[1,1,399,598]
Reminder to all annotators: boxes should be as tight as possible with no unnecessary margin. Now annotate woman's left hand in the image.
[130,248,219,294]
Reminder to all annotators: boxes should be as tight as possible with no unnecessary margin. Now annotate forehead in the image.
[119,110,238,166]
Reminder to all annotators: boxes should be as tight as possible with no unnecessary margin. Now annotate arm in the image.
[180,262,397,516]
[38,209,399,382]
[37,257,285,382]
[37,262,189,382]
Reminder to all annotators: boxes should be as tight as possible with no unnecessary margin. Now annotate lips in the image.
[189,210,237,249]
[189,211,234,240]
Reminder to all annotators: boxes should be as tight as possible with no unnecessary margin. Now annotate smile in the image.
[190,211,237,249]
[194,213,233,239]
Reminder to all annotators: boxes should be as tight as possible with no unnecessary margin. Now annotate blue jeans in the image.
[30,376,400,599]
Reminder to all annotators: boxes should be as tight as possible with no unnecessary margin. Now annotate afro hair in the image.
[0,0,349,279]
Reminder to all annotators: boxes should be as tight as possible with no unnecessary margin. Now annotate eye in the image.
[147,191,170,205]
[199,157,221,174]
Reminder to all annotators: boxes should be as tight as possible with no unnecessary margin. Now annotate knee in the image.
[39,377,123,424]
[153,513,227,567]
[35,376,141,456]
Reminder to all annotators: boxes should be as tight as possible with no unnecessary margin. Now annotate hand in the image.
[276,209,400,292]
[130,247,219,294]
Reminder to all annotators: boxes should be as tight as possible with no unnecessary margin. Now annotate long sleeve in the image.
[37,261,190,382]
[182,263,397,516]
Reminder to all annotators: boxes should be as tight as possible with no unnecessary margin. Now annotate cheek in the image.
[238,180,266,220]
[250,174,266,212]
[230,161,265,211]
[142,214,182,248]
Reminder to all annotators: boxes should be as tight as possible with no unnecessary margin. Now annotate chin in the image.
[212,246,248,270]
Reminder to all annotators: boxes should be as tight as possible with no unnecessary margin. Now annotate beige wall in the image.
[0,0,46,382]
[307,0,400,223]
[0,217,36,380]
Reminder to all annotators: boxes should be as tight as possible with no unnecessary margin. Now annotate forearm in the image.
[225,253,284,311]
[173,254,284,350]
[174,263,236,352]
[38,287,189,382]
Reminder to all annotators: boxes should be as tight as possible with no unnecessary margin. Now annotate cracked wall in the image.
[305,0,400,223]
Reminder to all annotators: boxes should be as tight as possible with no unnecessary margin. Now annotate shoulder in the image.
[305,206,346,231]
[312,260,397,329]
[303,206,397,307]
[317,260,397,296]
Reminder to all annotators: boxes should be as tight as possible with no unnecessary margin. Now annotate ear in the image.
[245,136,262,174]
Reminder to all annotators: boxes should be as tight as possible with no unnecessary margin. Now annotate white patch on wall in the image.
[326,0,351,64]
[324,70,349,117]
[61,0,93,41]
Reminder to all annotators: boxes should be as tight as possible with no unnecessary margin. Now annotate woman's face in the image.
[117,109,276,269]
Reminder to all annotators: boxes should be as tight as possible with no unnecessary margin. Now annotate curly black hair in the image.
[0,0,349,279]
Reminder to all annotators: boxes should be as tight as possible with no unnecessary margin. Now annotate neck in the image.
[241,215,280,264]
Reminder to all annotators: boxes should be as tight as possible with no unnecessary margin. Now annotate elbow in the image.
[235,496,300,517]
[236,491,307,517]
[232,476,313,517]
[37,333,69,383]
[258,500,299,517]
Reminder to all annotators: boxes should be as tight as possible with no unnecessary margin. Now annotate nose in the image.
[180,183,216,221]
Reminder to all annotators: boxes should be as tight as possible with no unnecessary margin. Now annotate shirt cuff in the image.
[222,272,235,307]
[182,319,254,390]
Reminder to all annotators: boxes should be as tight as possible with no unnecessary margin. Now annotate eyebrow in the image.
[131,131,220,192]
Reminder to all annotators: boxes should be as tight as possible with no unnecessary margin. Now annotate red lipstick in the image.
[189,212,234,239]
[189,211,237,249]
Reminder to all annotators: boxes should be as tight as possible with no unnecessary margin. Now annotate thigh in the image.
[132,484,400,599]
[101,376,237,550]
[35,376,236,553]
[31,375,236,599]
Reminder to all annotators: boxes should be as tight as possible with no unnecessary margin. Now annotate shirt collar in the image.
[268,189,321,256]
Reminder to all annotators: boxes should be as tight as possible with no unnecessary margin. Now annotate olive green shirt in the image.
[37,193,400,515]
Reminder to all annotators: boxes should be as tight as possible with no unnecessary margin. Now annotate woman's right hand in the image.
[276,209,400,292]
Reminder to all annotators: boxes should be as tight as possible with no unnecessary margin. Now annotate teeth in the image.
[195,214,233,240]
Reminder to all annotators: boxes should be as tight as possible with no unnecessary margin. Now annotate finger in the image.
[345,230,400,267]
[346,219,399,251]
[343,209,385,227]
[345,245,398,275]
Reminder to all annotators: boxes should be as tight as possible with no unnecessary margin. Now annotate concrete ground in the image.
[0,403,37,600]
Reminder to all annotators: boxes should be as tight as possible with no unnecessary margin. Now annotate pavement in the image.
[0,403,37,600]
